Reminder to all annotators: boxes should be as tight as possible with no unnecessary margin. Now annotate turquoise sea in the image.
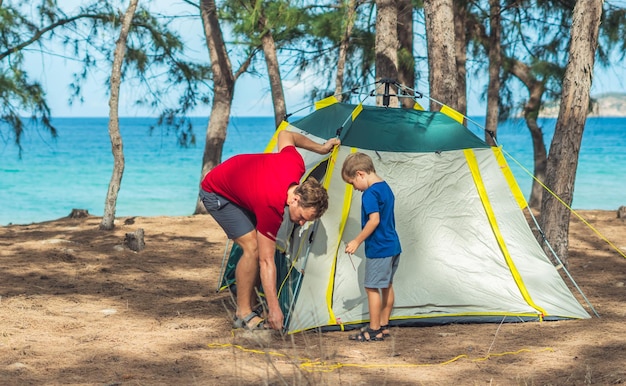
[1,116,625,226]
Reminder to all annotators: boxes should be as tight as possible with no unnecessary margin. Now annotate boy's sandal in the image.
[233,312,265,330]
[349,327,384,342]
[381,324,391,338]
[357,324,391,338]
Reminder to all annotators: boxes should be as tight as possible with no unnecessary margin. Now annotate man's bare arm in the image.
[257,233,284,330]
[277,130,340,154]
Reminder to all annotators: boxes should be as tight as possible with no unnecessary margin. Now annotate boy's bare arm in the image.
[345,212,380,254]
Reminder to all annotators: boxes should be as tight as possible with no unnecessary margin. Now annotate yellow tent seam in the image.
[264,121,289,153]
[464,149,546,316]
[324,148,356,327]
[440,105,464,124]
[351,103,363,121]
[492,146,528,210]
[322,145,342,323]
[413,101,424,111]
[315,96,339,110]
[323,145,340,189]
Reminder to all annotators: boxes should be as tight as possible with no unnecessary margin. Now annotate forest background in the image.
[10,1,626,120]
[26,1,626,119]
[3,0,626,263]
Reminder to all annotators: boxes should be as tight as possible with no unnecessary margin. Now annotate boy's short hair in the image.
[341,152,376,181]
[294,177,329,218]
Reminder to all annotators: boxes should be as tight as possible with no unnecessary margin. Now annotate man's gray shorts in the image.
[199,190,255,239]
[363,254,401,289]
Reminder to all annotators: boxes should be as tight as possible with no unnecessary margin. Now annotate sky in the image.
[25,0,318,118]
[23,0,626,119]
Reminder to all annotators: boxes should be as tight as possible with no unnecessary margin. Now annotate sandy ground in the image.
[1,210,625,385]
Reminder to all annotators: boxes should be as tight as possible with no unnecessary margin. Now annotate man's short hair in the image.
[294,177,328,218]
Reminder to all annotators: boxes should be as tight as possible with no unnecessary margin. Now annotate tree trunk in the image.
[196,0,236,215]
[100,0,138,231]
[397,0,414,108]
[260,28,286,128]
[375,0,399,107]
[539,0,602,266]
[423,0,458,110]
[525,112,548,209]
[484,0,501,146]
[453,1,467,116]
[509,58,548,210]
[334,0,358,101]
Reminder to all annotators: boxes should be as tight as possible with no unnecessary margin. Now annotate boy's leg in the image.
[380,254,400,336]
[365,287,382,330]
[360,257,389,340]
[380,284,395,333]
[347,287,383,341]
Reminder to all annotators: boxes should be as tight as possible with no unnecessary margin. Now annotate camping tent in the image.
[219,97,590,334]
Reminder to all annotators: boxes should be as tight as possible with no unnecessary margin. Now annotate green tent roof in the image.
[291,102,490,152]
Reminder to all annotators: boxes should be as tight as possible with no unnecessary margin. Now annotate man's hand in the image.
[321,137,341,153]
[278,130,341,154]
[267,304,284,331]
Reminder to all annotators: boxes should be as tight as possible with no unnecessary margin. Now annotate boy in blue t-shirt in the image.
[341,152,402,342]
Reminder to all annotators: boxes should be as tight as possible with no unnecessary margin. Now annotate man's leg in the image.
[233,230,262,322]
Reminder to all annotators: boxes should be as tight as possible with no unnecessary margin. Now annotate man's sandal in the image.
[252,303,267,319]
[233,312,265,330]
[349,327,384,342]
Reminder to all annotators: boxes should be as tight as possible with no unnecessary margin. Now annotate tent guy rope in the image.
[207,341,555,373]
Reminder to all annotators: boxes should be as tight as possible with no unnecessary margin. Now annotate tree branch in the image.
[0,13,113,61]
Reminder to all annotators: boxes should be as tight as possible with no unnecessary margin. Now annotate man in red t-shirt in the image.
[200,130,340,331]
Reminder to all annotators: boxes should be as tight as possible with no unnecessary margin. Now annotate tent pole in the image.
[526,209,600,318]
[283,220,320,332]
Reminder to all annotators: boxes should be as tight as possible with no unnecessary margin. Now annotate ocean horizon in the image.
[2,115,625,226]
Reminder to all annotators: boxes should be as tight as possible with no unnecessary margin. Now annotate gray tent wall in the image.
[279,144,589,334]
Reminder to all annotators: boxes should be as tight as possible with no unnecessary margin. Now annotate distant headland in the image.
[539,92,626,117]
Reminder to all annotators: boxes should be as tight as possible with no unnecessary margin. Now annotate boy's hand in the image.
[345,239,360,254]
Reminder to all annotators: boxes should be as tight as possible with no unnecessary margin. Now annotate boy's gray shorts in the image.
[364,254,401,289]
[199,189,255,240]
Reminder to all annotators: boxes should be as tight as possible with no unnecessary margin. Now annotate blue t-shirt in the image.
[361,181,402,258]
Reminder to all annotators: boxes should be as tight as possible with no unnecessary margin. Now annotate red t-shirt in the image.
[200,146,305,240]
